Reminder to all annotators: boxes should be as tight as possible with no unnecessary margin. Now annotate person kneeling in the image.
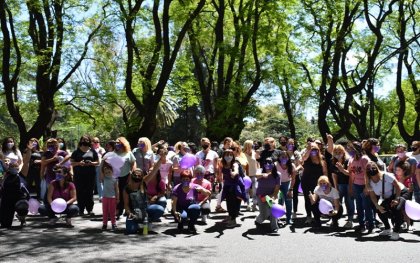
[366,161,409,241]
[172,170,211,233]
[309,176,343,228]
[39,166,79,227]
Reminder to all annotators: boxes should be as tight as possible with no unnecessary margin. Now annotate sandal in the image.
[215,206,226,213]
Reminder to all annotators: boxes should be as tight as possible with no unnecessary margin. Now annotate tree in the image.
[0,0,106,148]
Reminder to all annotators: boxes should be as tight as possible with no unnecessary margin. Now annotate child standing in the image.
[101,161,119,231]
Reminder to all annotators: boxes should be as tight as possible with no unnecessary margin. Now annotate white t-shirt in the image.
[159,161,173,184]
[314,186,340,203]
[407,152,420,163]
[196,150,219,174]
[369,172,396,199]
[3,150,23,172]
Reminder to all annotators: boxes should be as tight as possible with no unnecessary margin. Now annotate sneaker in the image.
[343,221,353,229]
[102,224,107,230]
[390,232,399,241]
[246,205,252,212]
[304,216,313,225]
[330,221,339,228]
[49,218,58,225]
[111,224,117,231]
[379,229,392,236]
[88,211,95,217]
[215,206,226,213]
[188,224,197,234]
[201,214,207,224]
[361,227,373,234]
[177,222,184,232]
[65,218,72,226]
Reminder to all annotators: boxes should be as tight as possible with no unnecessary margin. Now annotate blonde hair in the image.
[317,175,330,186]
[333,144,348,160]
[243,140,253,153]
[116,137,131,152]
[138,137,152,152]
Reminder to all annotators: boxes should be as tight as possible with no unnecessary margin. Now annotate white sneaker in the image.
[390,232,399,240]
[343,221,353,229]
[379,229,392,236]
[201,214,207,223]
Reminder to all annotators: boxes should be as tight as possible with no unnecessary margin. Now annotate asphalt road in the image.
[1,195,420,263]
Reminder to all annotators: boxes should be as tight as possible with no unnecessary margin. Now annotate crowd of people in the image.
[0,134,419,240]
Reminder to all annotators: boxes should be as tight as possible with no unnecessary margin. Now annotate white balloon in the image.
[319,199,333,215]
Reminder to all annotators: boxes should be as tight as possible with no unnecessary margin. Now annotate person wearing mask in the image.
[272,151,296,225]
[408,141,420,204]
[255,160,280,233]
[195,138,219,193]
[215,137,233,213]
[21,138,43,200]
[218,149,247,227]
[258,137,280,173]
[132,137,155,174]
[287,138,303,219]
[366,162,409,240]
[0,156,30,228]
[345,141,374,233]
[388,144,417,176]
[191,165,212,223]
[172,170,211,233]
[301,142,328,224]
[362,138,385,171]
[308,176,342,228]
[1,137,23,176]
[38,166,79,226]
[70,136,99,216]
[278,135,288,151]
[171,142,191,186]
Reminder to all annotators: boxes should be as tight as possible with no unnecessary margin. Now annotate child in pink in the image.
[101,161,119,230]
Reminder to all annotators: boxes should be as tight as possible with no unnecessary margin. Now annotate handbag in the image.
[125,218,139,235]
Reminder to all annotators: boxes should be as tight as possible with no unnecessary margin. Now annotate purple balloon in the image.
[298,183,303,193]
[405,200,420,220]
[51,198,67,213]
[271,204,286,218]
[28,198,40,214]
[319,199,333,215]
[243,176,252,190]
[179,153,197,169]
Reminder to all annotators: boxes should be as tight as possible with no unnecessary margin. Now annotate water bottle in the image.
[143,215,148,235]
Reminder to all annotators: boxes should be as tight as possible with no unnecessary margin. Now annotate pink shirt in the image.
[192,178,212,202]
[51,181,75,201]
[348,156,370,185]
[146,180,166,197]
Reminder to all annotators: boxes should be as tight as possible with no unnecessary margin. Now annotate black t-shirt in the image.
[71,148,98,176]
[329,159,349,185]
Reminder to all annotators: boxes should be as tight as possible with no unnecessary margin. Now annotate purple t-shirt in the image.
[256,174,280,196]
[172,183,202,210]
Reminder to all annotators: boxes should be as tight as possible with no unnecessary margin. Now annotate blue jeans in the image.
[178,204,201,226]
[96,166,103,199]
[353,184,373,228]
[147,197,167,222]
[338,184,355,221]
[278,181,292,223]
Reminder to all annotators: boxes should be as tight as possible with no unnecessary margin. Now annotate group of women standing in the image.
[1,135,419,241]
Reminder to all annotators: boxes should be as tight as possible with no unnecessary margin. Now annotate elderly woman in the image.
[123,153,164,233]
[70,135,99,216]
[309,176,343,228]
[172,170,211,233]
[38,166,79,226]
[366,161,409,240]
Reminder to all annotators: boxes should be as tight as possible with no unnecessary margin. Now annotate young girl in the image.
[101,161,119,231]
